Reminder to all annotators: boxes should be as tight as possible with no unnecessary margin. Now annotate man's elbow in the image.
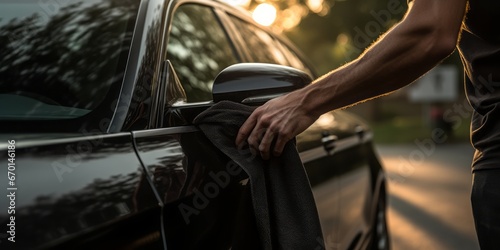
[433,33,458,58]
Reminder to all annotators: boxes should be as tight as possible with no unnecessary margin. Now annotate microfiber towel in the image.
[194,101,324,250]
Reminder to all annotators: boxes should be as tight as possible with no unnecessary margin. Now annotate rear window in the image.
[0,0,139,120]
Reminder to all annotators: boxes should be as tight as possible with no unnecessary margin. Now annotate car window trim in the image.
[132,126,198,138]
[214,8,252,62]
[109,0,155,133]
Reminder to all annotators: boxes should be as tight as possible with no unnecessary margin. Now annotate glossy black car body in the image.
[0,0,388,249]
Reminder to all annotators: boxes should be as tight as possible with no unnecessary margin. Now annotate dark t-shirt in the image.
[458,0,500,171]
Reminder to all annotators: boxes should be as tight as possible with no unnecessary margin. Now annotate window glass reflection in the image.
[230,17,289,66]
[167,5,239,103]
[0,0,138,119]
[274,40,314,77]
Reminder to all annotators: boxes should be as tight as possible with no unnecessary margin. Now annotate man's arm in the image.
[236,0,468,160]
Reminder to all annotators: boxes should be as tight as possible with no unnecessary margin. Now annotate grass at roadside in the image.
[371,116,471,144]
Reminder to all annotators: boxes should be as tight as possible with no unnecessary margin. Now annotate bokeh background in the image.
[224,0,479,249]
[224,0,469,145]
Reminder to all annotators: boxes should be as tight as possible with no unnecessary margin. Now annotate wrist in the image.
[299,85,324,120]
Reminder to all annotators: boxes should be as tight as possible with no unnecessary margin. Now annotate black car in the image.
[0,0,389,249]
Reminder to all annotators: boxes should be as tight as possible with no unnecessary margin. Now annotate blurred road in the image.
[375,143,480,250]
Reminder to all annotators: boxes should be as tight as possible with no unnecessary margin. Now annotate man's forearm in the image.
[235,0,468,158]
[300,0,467,117]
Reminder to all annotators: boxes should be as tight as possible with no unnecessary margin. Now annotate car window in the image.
[274,40,314,77]
[229,16,289,66]
[0,0,138,120]
[166,4,239,103]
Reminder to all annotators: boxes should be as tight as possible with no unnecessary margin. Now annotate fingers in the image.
[236,106,293,160]
[247,123,265,156]
[259,128,293,159]
[259,129,274,160]
[236,112,257,147]
[273,133,289,157]
[236,109,275,160]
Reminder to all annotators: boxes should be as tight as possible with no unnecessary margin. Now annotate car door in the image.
[0,0,166,247]
[319,111,373,250]
[0,134,165,249]
[132,3,260,249]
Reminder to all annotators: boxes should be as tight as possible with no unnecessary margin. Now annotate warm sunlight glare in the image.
[307,0,323,13]
[282,8,301,30]
[252,3,277,26]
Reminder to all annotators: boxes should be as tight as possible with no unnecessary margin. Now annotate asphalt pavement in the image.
[375,143,480,250]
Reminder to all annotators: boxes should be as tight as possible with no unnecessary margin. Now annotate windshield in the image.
[0,0,139,120]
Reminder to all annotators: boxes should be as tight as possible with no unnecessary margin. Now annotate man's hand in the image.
[235,90,319,160]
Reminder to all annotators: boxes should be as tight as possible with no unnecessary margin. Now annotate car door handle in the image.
[355,125,365,139]
[321,134,338,152]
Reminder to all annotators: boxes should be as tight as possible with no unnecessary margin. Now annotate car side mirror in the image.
[212,63,312,105]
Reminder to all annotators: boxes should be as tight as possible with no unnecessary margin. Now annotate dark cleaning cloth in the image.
[194,101,324,250]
